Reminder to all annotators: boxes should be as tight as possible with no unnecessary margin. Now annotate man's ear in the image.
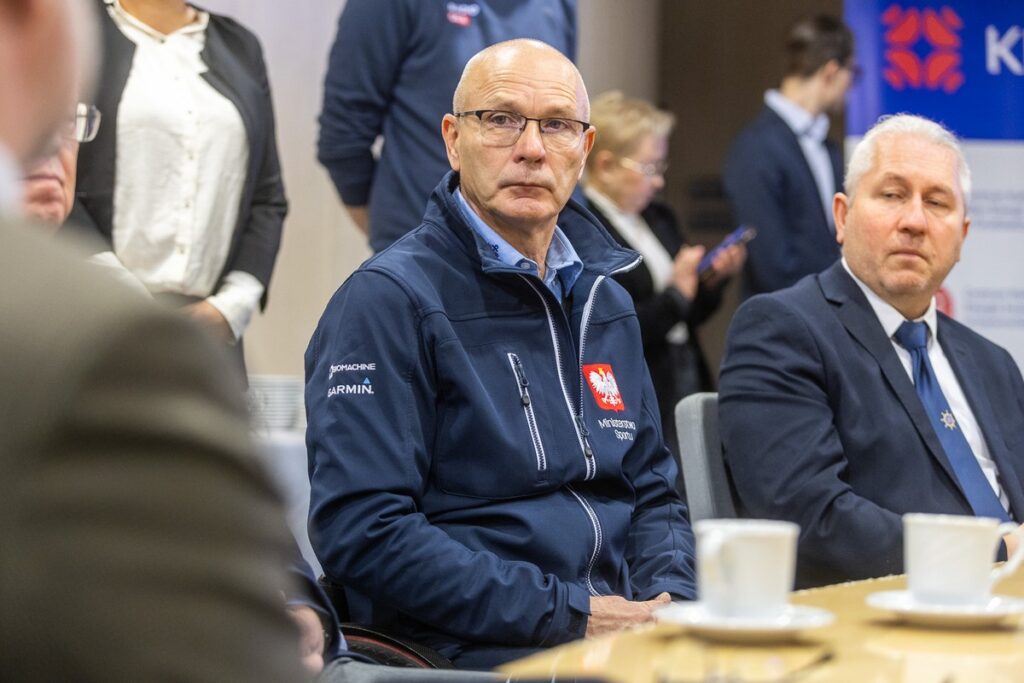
[574,126,596,181]
[441,114,461,172]
[582,125,596,157]
[833,192,849,246]
[818,58,842,83]
[954,215,970,263]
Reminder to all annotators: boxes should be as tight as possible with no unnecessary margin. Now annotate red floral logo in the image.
[882,5,965,93]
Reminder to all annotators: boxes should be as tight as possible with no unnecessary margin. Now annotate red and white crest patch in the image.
[583,364,625,412]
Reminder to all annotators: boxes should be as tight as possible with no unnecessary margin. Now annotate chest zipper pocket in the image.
[508,352,548,472]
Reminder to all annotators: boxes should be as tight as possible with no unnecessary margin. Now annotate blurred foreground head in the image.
[0,0,98,167]
[0,3,307,679]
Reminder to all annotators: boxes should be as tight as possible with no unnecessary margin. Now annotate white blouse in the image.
[584,186,688,343]
[104,0,262,340]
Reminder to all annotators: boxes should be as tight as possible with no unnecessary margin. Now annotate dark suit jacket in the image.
[71,0,287,305]
[719,262,1024,588]
[0,222,305,681]
[723,105,842,299]
[584,198,723,422]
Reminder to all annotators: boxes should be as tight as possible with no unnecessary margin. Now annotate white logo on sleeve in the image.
[327,361,377,397]
[328,377,374,398]
[329,362,376,381]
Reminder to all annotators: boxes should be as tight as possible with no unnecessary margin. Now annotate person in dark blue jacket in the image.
[306,40,697,670]
[317,0,576,253]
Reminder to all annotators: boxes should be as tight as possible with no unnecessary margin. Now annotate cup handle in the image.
[990,522,1024,586]
[701,531,726,584]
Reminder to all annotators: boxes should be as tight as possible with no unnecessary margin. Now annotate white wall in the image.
[577,0,660,102]
[198,0,661,375]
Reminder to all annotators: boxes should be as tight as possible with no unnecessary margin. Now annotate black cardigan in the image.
[584,197,724,417]
[71,0,287,307]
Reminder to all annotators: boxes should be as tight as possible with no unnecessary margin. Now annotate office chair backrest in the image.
[674,392,737,522]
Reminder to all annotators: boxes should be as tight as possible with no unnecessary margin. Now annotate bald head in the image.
[452,39,590,120]
[440,38,595,250]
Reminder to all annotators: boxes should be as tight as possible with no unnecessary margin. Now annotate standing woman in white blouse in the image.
[71,0,286,379]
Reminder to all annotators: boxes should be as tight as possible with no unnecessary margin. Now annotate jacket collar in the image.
[422,172,641,279]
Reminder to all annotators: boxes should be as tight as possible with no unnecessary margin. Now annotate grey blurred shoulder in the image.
[0,219,163,346]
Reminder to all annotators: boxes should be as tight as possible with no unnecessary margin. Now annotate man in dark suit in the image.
[723,15,855,298]
[719,114,1024,588]
[0,1,306,679]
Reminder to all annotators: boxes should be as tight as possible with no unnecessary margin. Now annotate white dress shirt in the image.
[764,89,836,231]
[104,0,262,340]
[843,259,1009,510]
[584,185,688,343]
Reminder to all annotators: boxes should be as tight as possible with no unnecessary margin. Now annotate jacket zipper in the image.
[507,352,547,471]
[576,275,606,472]
[568,260,640,595]
[519,275,607,596]
[518,276,595,478]
[567,485,603,596]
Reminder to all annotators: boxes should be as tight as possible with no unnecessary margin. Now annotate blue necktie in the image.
[894,321,1010,522]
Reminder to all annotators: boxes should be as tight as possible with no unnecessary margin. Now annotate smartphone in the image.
[697,225,757,277]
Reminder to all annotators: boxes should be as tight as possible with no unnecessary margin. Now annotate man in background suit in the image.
[0,0,305,679]
[723,14,855,298]
[719,114,1024,588]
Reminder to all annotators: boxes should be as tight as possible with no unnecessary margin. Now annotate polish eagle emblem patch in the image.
[583,364,625,412]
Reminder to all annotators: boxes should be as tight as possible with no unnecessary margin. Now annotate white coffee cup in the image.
[903,513,1024,606]
[695,518,799,619]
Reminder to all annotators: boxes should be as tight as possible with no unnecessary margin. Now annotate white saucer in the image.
[866,590,1024,627]
[654,602,834,643]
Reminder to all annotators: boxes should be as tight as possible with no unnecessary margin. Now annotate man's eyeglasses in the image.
[454,109,590,151]
[618,156,668,177]
[62,103,102,143]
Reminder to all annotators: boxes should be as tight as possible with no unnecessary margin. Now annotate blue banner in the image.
[845,1,1024,140]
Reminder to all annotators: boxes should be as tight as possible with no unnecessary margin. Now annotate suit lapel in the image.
[940,323,1024,520]
[819,264,962,489]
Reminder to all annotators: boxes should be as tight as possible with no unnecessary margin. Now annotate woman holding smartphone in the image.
[583,91,745,455]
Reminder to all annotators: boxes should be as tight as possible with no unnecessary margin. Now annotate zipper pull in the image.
[511,355,531,407]
[576,415,595,459]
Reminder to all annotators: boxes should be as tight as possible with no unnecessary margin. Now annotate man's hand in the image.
[585,592,671,638]
[344,204,370,237]
[183,300,234,343]
[702,243,747,287]
[671,246,705,301]
[286,605,326,675]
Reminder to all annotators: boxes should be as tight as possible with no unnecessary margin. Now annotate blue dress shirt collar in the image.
[454,187,583,300]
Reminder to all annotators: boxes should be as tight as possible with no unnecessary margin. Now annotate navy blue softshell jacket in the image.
[305,173,697,664]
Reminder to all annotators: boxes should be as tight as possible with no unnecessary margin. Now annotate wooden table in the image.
[499,571,1024,682]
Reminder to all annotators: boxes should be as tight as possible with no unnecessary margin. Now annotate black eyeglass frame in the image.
[453,109,592,143]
